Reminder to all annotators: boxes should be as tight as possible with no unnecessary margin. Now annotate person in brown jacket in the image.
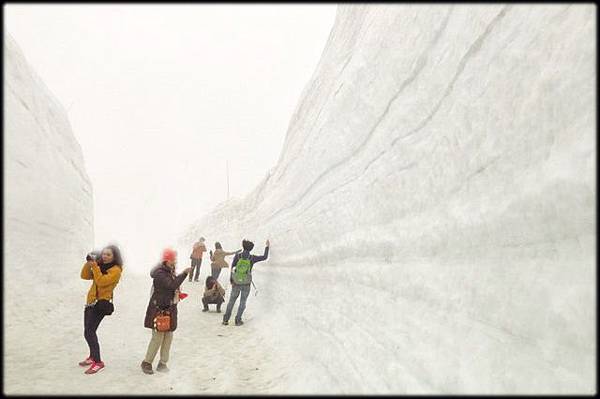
[202,276,226,312]
[189,237,206,282]
[141,248,191,375]
[209,242,241,281]
[78,245,123,374]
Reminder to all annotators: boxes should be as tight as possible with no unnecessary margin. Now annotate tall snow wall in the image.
[4,33,94,316]
[180,4,595,393]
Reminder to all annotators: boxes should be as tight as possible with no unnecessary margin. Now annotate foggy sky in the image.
[5,4,336,273]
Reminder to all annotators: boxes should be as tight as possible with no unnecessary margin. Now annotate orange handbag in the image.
[154,310,171,332]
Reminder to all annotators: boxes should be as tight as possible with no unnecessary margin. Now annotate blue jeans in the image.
[223,284,251,322]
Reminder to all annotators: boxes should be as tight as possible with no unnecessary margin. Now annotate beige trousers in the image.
[144,329,174,364]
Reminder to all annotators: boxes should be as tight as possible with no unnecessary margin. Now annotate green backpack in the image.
[232,256,252,285]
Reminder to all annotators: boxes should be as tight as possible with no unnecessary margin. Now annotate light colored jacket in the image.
[210,248,238,269]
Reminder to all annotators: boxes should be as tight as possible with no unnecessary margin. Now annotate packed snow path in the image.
[6,256,594,394]
[4,267,287,395]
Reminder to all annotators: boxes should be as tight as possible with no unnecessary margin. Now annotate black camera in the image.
[86,250,101,262]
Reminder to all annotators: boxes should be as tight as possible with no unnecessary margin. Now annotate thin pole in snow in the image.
[226,160,230,201]
[225,160,230,237]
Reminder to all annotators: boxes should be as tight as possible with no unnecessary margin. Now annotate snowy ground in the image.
[4,265,287,395]
[5,240,594,394]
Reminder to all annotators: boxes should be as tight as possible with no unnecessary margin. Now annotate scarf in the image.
[98,261,116,274]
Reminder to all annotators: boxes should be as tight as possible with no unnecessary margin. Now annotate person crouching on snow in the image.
[141,248,191,375]
[202,276,226,312]
[79,245,124,374]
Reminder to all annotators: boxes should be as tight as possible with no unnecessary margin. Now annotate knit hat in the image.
[162,248,177,262]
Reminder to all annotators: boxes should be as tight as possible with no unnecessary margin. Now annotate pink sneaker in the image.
[84,361,105,374]
[78,356,93,367]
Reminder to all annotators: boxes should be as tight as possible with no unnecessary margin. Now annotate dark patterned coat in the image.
[143,262,188,331]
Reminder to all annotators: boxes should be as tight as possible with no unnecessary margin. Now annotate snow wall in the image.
[180,4,595,393]
[4,33,93,344]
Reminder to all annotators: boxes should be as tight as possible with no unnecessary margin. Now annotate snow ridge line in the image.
[293,21,512,218]
[390,5,511,148]
[272,16,364,186]
[263,7,455,225]
[265,6,511,226]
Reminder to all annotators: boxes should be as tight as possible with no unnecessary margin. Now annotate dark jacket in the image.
[143,262,188,331]
[230,246,269,285]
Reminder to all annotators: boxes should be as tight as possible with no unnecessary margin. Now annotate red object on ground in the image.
[179,292,188,300]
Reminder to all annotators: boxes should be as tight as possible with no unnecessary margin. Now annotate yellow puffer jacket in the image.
[81,261,123,305]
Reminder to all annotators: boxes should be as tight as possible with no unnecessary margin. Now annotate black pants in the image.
[190,258,202,281]
[84,306,106,362]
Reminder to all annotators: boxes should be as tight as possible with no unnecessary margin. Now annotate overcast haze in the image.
[5,4,336,273]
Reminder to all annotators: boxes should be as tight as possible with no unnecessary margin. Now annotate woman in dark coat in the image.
[140,248,190,375]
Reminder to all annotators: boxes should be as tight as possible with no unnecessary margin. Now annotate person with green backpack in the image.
[222,239,270,326]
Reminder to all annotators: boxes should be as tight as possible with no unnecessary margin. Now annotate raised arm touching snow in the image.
[251,245,270,264]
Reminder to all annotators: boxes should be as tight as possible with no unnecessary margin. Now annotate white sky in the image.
[5,4,336,273]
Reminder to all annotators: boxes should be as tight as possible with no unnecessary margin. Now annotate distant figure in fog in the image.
[209,241,241,281]
[79,245,123,374]
[222,239,270,326]
[189,237,207,282]
[202,276,226,313]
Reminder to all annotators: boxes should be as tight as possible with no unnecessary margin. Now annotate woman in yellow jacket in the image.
[78,245,123,374]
